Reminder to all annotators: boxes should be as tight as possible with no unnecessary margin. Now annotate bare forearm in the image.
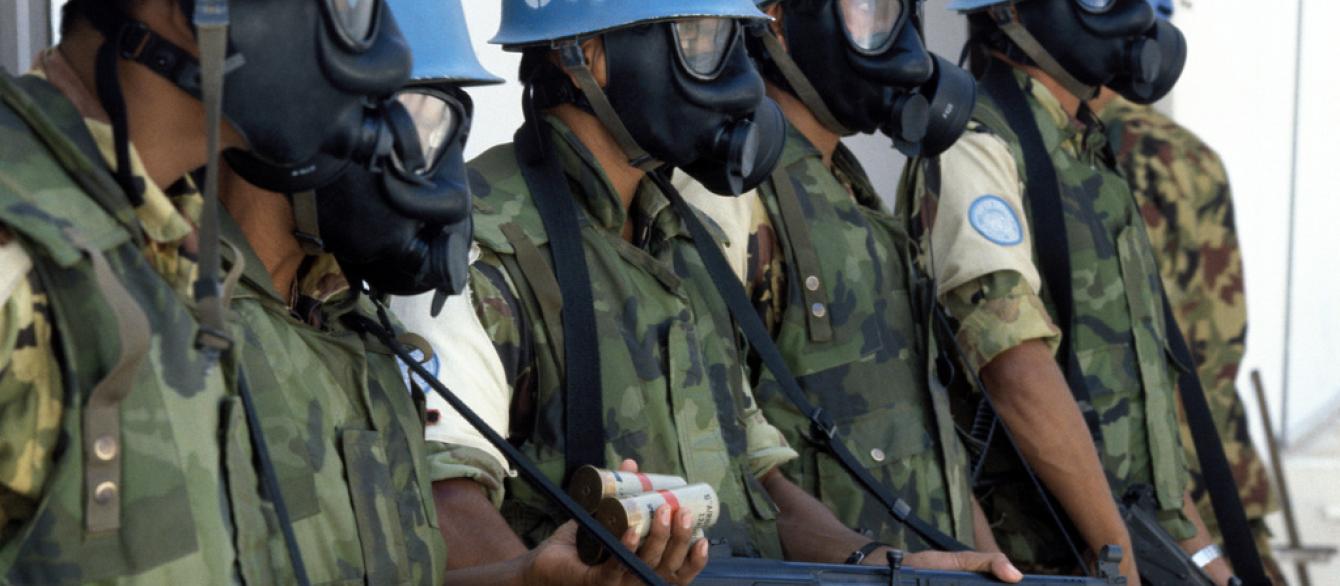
[763,468,870,563]
[434,478,529,569]
[980,341,1135,576]
[1176,491,1234,586]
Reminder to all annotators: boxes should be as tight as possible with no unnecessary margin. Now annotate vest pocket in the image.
[812,407,935,537]
[341,430,412,585]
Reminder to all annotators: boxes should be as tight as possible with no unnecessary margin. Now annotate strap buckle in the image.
[988,3,1020,26]
[809,408,837,440]
[194,325,234,355]
[117,22,153,60]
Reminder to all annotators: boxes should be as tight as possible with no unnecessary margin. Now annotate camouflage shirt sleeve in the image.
[941,272,1061,374]
[0,236,63,541]
[738,368,799,478]
[914,125,1061,372]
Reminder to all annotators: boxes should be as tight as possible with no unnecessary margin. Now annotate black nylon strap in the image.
[514,117,605,478]
[352,310,667,586]
[236,369,312,586]
[653,173,969,553]
[979,63,1105,448]
[1160,294,1269,585]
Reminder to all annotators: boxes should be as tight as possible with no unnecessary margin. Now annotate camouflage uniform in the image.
[681,124,975,550]
[898,69,1194,569]
[0,56,444,584]
[1102,97,1283,580]
[426,115,798,558]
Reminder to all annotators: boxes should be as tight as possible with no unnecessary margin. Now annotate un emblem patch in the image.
[968,195,1024,246]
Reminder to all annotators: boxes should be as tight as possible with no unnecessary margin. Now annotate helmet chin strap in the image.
[748,22,853,137]
[192,0,235,358]
[556,41,663,172]
[987,3,1099,101]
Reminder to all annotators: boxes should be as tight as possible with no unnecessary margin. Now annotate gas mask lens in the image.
[672,18,737,80]
[1074,0,1117,14]
[325,0,380,49]
[393,88,467,176]
[838,0,905,55]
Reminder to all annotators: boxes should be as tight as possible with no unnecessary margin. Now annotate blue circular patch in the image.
[968,195,1024,246]
[398,346,442,393]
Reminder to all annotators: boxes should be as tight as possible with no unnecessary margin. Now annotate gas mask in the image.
[90,0,413,194]
[751,0,976,157]
[559,18,786,196]
[311,86,475,297]
[996,0,1186,104]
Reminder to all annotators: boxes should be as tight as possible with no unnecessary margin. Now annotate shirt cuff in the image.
[426,441,509,508]
[743,409,799,478]
[942,272,1061,373]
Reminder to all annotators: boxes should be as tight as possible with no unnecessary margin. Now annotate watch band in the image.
[1191,544,1223,568]
[845,541,890,565]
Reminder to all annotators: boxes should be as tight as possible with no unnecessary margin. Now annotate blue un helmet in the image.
[394,0,503,86]
[494,0,787,196]
[311,0,500,298]
[948,0,1185,104]
[492,0,769,48]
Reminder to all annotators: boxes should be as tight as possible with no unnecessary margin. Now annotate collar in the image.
[775,122,883,211]
[1015,69,1111,163]
[544,115,688,243]
[31,48,196,246]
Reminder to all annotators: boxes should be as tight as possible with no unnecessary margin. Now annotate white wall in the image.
[1172,1,1340,448]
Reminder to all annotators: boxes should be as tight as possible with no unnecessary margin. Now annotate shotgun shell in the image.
[578,484,719,565]
[568,465,689,512]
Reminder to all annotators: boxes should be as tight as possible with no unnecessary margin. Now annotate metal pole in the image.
[1279,0,1306,447]
[1251,370,1310,586]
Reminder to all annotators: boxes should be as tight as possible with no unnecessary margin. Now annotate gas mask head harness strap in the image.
[555,41,663,172]
[956,0,1185,105]
[987,2,1100,100]
[749,0,977,158]
[749,6,855,136]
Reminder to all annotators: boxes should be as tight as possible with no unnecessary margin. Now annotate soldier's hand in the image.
[898,550,1024,583]
[525,460,709,586]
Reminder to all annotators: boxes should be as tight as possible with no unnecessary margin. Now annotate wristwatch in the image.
[845,541,891,565]
[1191,544,1223,568]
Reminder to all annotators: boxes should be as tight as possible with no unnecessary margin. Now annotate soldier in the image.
[408,1,1023,584]
[1096,82,1285,582]
[0,0,491,582]
[898,0,1236,584]
[679,0,1003,557]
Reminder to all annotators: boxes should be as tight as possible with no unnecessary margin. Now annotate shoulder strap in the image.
[0,74,142,250]
[513,119,605,479]
[978,63,1105,449]
[501,222,567,368]
[1160,292,1269,584]
[654,173,969,553]
[768,167,833,343]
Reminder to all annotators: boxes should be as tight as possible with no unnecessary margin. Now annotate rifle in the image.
[697,547,1127,585]
[1119,485,1240,586]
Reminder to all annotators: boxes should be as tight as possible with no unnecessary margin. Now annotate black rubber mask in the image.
[601,20,785,196]
[219,0,413,191]
[778,0,934,139]
[1017,0,1184,103]
[313,87,475,296]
